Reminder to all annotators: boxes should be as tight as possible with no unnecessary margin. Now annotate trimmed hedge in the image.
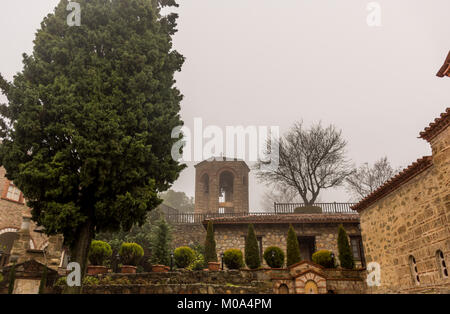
[223,249,244,270]
[174,246,196,268]
[88,240,112,266]
[119,242,144,266]
[263,246,285,268]
[337,225,354,269]
[204,221,217,263]
[245,224,261,269]
[312,250,335,268]
[286,224,301,266]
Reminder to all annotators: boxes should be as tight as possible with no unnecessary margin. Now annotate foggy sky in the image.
[1,1,449,211]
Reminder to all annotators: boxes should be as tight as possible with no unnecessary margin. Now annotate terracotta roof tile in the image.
[437,51,450,77]
[419,108,450,142]
[351,156,433,212]
[203,213,360,225]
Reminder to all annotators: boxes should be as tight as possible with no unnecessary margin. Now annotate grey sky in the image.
[1,1,449,210]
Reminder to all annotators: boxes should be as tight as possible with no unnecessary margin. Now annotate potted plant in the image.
[204,221,220,271]
[149,217,172,272]
[174,246,195,269]
[87,240,112,275]
[119,242,144,273]
[223,249,244,270]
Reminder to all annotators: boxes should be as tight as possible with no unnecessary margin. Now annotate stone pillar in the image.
[9,216,32,264]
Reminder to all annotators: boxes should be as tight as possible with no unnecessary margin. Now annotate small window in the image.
[409,255,420,285]
[6,184,21,202]
[350,236,363,261]
[436,250,448,279]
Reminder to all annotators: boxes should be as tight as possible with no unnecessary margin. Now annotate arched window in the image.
[219,171,234,202]
[436,250,448,279]
[409,255,420,285]
[0,230,19,266]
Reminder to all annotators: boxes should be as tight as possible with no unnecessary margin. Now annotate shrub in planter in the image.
[204,221,217,263]
[187,253,205,271]
[337,225,354,269]
[286,224,301,266]
[223,249,244,270]
[174,246,195,269]
[312,250,335,268]
[245,224,261,269]
[119,242,144,266]
[88,240,112,266]
[294,205,322,214]
[263,246,285,268]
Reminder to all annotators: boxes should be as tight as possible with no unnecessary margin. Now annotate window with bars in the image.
[409,255,420,285]
[436,250,448,279]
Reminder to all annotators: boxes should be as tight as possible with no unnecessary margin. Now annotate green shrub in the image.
[8,264,16,294]
[54,276,68,287]
[204,221,217,263]
[83,276,100,286]
[38,267,48,294]
[337,225,354,269]
[312,250,335,268]
[223,249,244,270]
[174,246,196,268]
[0,273,3,283]
[263,246,285,268]
[119,242,144,266]
[286,224,301,267]
[187,253,205,271]
[149,217,172,266]
[88,240,113,266]
[245,224,261,269]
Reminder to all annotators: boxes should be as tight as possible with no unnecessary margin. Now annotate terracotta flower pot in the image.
[152,264,169,272]
[87,265,108,275]
[208,262,220,271]
[121,265,137,274]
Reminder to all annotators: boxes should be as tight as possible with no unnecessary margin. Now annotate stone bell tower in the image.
[194,157,249,214]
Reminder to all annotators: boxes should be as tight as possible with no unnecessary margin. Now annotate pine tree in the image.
[204,221,217,263]
[0,0,184,292]
[150,217,172,266]
[337,224,354,269]
[286,224,301,266]
[245,224,261,269]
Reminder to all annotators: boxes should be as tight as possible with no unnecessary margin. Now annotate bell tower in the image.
[194,157,249,214]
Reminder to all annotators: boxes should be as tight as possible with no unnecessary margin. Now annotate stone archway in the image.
[0,229,19,266]
[278,284,289,294]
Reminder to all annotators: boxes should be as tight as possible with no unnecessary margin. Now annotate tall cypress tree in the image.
[0,0,185,292]
[286,224,301,266]
[245,224,261,269]
[150,217,172,266]
[337,224,354,269]
[204,221,217,263]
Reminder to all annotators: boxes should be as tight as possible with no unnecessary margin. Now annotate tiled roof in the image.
[203,213,360,225]
[437,51,450,77]
[351,156,433,212]
[419,108,450,142]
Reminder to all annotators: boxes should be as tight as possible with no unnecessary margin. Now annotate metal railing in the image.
[273,202,356,214]
[163,202,356,224]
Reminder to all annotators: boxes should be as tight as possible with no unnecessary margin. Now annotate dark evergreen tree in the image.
[337,224,354,269]
[245,224,261,269]
[204,221,217,263]
[286,224,301,266]
[149,217,172,266]
[0,0,184,292]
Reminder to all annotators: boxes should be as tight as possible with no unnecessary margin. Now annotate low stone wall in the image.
[323,269,366,294]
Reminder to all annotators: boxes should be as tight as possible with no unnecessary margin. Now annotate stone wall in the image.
[214,222,362,267]
[170,223,206,249]
[359,126,450,293]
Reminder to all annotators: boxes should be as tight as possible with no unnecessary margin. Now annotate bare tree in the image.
[346,157,400,200]
[260,183,303,211]
[255,122,352,205]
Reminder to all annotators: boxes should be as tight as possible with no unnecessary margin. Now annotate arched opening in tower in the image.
[218,171,234,210]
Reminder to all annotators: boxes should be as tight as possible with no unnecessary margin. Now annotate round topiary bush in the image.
[263,246,285,268]
[174,246,195,269]
[88,240,113,266]
[223,249,244,270]
[312,250,335,268]
[119,242,144,266]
